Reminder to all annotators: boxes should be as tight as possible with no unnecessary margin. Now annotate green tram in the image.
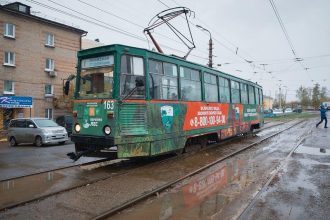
[69,44,264,160]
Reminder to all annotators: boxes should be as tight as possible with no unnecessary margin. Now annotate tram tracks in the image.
[0,120,295,213]
[237,126,312,220]
[91,120,305,220]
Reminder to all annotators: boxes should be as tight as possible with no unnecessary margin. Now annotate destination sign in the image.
[81,55,114,69]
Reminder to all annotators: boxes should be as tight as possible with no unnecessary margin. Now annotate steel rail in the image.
[0,157,112,182]
[237,127,312,219]
[92,120,305,220]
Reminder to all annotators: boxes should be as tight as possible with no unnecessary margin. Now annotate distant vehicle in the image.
[56,115,73,136]
[273,109,283,115]
[293,108,302,113]
[284,108,293,113]
[263,109,274,118]
[322,102,330,110]
[7,118,68,147]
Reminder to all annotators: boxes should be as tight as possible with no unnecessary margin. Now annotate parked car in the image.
[284,108,293,113]
[273,109,283,115]
[7,118,68,147]
[263,109,274,118]
[293,108,302,113]
[56,115,73,136]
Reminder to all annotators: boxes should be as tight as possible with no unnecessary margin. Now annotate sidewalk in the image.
[242,123,330,219]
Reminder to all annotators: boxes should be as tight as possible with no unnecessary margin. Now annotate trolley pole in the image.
[196,25,213,68]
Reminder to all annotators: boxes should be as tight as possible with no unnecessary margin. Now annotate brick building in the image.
[0,2,86,129]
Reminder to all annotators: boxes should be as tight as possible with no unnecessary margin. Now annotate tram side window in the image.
[241,83,248,104]
[248,85,255,104]
[255,87,260,105]
[149,60,178,100]
[204,72,218,102]
[219,77,230,103]
[180,67,201,101]
[259,89,263,105]
[120,55,145,99]
[231,80,240,103]
[148,59,163,99]
[163,63,178,100]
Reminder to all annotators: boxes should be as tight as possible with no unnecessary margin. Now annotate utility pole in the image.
[279,86,282,109]
[196,25,213,68]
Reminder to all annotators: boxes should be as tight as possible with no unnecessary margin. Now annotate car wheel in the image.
[35,136,43,147]
[9,137,18,146]
[58,141,65,145]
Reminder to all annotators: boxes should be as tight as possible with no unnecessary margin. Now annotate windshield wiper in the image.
[119,78,144,103]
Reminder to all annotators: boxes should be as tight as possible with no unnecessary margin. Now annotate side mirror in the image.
[135,78,144,87]
[28,124,35,128]
[64,80,70,95]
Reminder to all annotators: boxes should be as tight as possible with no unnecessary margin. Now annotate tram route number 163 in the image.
[104,100,114,110]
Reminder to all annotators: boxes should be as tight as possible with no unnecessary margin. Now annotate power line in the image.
[269,0,296,56]
[76,0,208,56]
[268,0,313,82]
[25,0,208,60]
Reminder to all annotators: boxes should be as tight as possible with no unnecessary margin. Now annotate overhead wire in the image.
[268,0,313,82]
[24,0,208,60]
[77,0,209,56]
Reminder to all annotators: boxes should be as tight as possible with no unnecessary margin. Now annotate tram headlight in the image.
[74,123,81,133]
[103,125,111,135]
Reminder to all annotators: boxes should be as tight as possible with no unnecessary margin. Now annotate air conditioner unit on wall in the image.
[48,71,57,77]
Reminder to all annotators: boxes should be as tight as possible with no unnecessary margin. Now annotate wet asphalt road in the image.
[1,118,329,220]
[0,139,99,181]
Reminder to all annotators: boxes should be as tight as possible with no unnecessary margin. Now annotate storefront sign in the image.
[0,96,33,108]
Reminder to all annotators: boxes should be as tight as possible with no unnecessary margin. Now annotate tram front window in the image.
[79,66,114,98]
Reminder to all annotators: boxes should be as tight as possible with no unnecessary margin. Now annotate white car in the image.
[273,109,283,115]
[7,118,68,147]
[284,108,293,113]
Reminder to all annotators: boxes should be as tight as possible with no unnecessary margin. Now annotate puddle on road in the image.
[295,145,330,156]
[0,172,64,209]
[111,156,256,220]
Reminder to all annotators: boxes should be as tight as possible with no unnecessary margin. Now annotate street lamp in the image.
[196,25,213,68]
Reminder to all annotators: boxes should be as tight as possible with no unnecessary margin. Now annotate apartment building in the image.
[0,2,86,129]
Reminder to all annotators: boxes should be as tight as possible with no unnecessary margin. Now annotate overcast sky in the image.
[3,0,329,101]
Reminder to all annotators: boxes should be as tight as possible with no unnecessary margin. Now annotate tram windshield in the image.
[79,55,114,99]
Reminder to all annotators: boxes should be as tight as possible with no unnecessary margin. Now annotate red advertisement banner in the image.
[183,102,229,131]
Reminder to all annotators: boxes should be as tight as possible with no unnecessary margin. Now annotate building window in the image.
[180,66,201,101]
[18,5,27,13]
[45,33,54,47]
[4,23,15,38]
[45,58,54,71]
[45,84,54,96]
[45,108,53,119]
[4,80,14,94]
[4,51,15,66]
[204,72,218,102]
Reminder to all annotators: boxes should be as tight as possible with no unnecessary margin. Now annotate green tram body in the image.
[71,44,264,158]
